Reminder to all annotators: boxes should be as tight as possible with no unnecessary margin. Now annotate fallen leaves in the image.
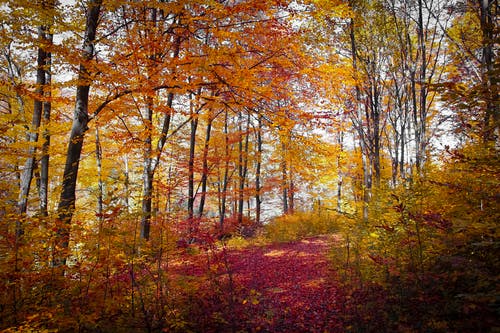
[171,235,343,332]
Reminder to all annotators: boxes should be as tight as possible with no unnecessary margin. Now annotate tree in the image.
[438,0,498,144]
[55,0,102,267]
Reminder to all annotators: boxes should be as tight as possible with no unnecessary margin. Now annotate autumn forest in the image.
[0,0,498,331]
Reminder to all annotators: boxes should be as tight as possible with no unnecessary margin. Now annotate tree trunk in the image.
[479,0,499,143]
[40,30,52,217]
[281,141,289,215]
[415,0,427,173]
[55,0,102,268]
[17,25,47,226]
[123,155,130,212]
[255,114,262,225]
[95,126,104,221]
[337,130,344,212]
[140,101,154,240]
[288,169,294,214]
[188,112,199,229]
[349,15,370,222]
[237,112,250,225]
[140,9,180,240]
[371,84,381,186]
[198,115,213,218]
[219,110,230,231]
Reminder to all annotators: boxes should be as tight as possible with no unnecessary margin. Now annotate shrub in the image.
[265,211,338,242]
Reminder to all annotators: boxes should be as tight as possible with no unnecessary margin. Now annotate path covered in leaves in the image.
[172,235,345,332]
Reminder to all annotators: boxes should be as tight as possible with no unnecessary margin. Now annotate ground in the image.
[170,235,345,332]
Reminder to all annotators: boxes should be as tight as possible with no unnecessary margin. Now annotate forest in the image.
[0,0,498,331]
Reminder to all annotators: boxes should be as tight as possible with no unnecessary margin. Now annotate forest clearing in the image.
[0,0,498,331]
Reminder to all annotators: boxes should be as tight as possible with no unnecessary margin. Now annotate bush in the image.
[265,211,338,242]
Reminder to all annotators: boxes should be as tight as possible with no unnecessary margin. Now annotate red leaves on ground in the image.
[170,235,343,332]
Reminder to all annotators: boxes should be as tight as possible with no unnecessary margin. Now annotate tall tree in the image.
[17,1,53,224]
[198,110,215,219]
[478,0,499,143]
[55,0,102,267]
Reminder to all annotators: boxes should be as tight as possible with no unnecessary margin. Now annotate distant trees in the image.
[340,0,456,220]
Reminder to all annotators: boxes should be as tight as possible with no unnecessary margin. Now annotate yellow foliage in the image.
[265,211,339,242]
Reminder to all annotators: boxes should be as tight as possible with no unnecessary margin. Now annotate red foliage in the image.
[409,211,452,231]
[171,235,343,332]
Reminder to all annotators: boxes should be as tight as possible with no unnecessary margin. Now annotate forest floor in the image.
[169,234,347,332]
[164,232,497,333]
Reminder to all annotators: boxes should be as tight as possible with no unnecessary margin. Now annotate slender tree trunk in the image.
[415,0,427,173]
[188,112,199,228]
[40,31,52,217]
[372,84,381,187]
[237,112,244,223]
[410,66,419,170]
[361,144,371,222]
[17,25,47,225]
[237,112,250,225]
[349,15,370,222]
[281,141,289,215]
[391,138,399,187]
[337,130,344,212]
[55,0,102,268]
[219,110,230,231]
[140,101,154,240]
[400,94,409,180]
[140,7,157,242]
[255,114,262,225]
[95,126,104,221]
[140,90,176,240]
[288,169,294,214]
[198,115,213,218]
[479,0,498,142]
[140,9,180,240]
[123,155,130,212]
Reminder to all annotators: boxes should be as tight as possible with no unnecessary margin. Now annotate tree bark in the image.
[95,126,104,220]
[140,100,154,240]
[17,25,48,225]
[337,130,344,212]
[188,109,199,229]
[237,112,250,225]
[198,115,213,218]
[414,0,431,173]
[479,0,499,143]
[219,110,230,231]
[40,30,52,217]
[349,15,370,222]
[281,140,289,215]
[55,0,102,268]
[255,114,263,225]
[139,9,181,241]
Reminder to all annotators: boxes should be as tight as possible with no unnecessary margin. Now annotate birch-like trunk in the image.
[255,115,263,225]
[39,31,52,217]
[237,112,250,225]
[188,110,199,231]
[218,110,230,231]
[17,26,48,228]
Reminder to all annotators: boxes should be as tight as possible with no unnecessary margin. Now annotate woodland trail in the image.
[173,235,345,332]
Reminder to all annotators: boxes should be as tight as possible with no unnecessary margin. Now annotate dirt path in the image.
[171,234,345,332]
[223,235,343,332]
